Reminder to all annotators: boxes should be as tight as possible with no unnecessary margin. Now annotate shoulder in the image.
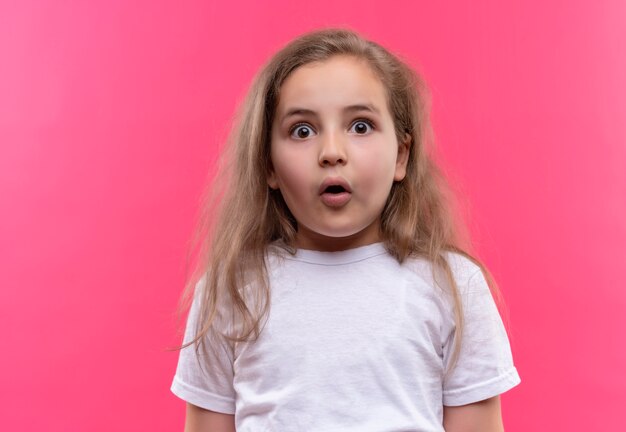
[400,250,485,298]
[442,251,484,286]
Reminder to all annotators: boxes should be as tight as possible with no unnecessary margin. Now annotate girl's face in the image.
[268,55,409,252]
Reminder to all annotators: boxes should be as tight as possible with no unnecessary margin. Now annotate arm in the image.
[184,403,236,432]
[443,396,504,432]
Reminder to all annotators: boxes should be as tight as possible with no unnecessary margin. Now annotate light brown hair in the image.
[172,27,502,376]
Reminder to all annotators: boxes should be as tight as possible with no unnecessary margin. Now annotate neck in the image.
[294,223,382,252]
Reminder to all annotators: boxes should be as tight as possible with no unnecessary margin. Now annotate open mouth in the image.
[324,185,347,194]
[319,177,352,195]
[319,179,352,207]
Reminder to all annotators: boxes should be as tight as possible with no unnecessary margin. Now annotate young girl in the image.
[171,28,520,431]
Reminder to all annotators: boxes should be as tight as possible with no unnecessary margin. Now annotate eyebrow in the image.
[279,103,381,123]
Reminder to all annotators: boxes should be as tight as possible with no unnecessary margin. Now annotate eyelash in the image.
[288,118,376,138]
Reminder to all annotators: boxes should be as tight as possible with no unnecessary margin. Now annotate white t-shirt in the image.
[171,242,521,431]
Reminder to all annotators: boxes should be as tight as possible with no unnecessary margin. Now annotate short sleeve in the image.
[442,268,521,406]
[170,277,236,414]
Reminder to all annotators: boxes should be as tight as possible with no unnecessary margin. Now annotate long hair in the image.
[172,27,503,376]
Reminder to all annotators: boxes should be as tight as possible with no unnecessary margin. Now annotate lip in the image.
[318,177,352,195]
[319,176,352,208]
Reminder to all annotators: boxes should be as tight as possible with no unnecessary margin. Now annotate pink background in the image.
[2,1,625,430]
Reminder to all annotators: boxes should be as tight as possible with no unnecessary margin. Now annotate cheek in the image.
[273,157,310,195]
[357,147,398,188]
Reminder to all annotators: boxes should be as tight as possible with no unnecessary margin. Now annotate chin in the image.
[313,225,364,238]
[314,225,379,241]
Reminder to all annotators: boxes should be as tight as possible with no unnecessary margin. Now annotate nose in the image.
[318,130,347,167]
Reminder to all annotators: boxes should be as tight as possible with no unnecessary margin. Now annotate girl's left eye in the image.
[350,119,375,134]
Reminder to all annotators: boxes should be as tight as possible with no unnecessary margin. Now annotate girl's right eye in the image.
[289,123,316,140]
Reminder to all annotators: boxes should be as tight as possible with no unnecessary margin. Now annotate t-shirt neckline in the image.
[288,242,388,266]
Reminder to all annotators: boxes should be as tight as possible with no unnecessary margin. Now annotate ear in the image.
[394,133,411,181]
[267,162,279,190]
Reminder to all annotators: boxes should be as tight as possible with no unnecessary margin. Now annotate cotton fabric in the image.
[171,242,520,431]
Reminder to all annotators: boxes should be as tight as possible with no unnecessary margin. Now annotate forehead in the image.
[275,56,390,119]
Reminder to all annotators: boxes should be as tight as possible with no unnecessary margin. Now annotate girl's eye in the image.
[289,119,374,139]
[289,123,315,140]
[350,119,375,135]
